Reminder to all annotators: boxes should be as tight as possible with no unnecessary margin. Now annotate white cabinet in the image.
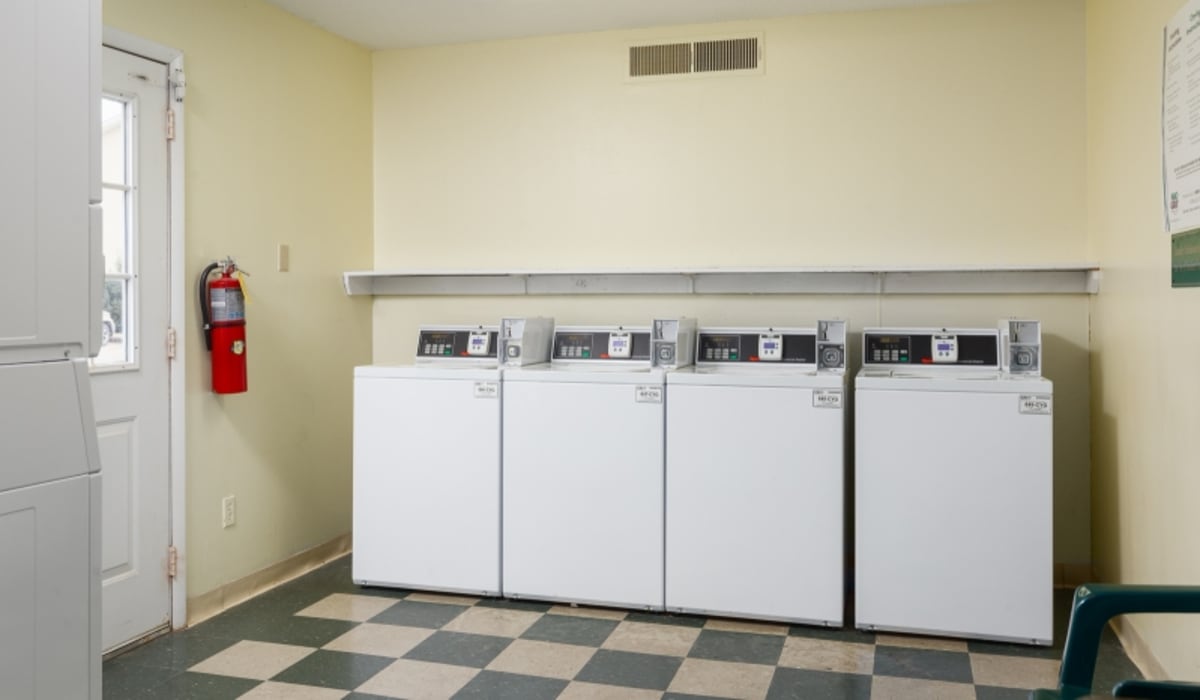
[353,369,503,595]
[0,475,100,699]
[0,360,100,493]
[0,0,101,362]
[666,379,845,625]
[855,384,1053,644]
[0,0,103,695]
[502,373,666,609]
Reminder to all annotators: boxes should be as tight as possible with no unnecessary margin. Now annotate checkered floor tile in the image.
[103,555,1142,699]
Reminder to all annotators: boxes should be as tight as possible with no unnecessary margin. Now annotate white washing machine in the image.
[855,322,1053,645]
[353,318,553,595]
[666,321,848,625]
[502,319,695,609]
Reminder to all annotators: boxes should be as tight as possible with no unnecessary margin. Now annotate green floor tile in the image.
[687,629,785,665]
[451,670,567,699]
[270,648,393,690]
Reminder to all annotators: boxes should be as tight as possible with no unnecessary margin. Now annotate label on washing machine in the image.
[1018,394,1052,415]
[473,382,499,399]
[812,389,843,409]
[635,385,663,403]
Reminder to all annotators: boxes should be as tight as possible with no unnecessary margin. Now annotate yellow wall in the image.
[103,0,373,603]
[372,0,1094,572]
[1088,0,1200,680]
[374,0,1085,268]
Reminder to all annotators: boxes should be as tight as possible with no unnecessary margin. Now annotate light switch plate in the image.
[278,244,290,272]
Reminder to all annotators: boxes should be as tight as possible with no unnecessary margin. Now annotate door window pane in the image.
[101,187,126,274]
[101,98,126,185]
[93,97,135,370]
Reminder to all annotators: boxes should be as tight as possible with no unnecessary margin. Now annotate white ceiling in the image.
[263,0,984,51]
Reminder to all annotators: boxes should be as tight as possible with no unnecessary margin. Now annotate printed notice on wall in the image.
[1163,0,1200,234]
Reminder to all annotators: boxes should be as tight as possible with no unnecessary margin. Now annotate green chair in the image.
[1032,584,1200,699]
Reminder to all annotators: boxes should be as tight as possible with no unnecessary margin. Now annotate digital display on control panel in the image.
[865,333,997,366]
[416,329,498,359]
[553,331,651,360]
[467,331,490,356]
[697,333,816,363]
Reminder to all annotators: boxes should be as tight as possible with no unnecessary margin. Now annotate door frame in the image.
[101,28,188,630]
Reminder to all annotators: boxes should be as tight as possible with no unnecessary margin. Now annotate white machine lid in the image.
[855,369,1052,393]
[503,364,664,385]
[668,366,845,389]
[355,364,501,381]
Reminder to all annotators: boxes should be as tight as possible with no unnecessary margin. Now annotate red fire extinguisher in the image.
[199,257,248,394]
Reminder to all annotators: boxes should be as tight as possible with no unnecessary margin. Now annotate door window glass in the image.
[93,97,136,369]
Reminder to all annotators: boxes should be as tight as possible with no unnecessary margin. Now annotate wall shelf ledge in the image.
[343,265,1101,297]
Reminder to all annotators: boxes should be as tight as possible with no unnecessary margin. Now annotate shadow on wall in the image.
[1089,346,1120,584]
[1043,332,1094,585]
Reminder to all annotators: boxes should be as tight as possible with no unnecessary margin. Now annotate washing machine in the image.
[353,318,553,595]
[665,321,848,625]
[502,319,695,609]
[855,321,1053,644]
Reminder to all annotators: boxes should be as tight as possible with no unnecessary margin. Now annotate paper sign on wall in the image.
[1163,0,1200,234]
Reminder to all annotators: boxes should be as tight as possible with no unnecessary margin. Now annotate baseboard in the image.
[1111,615,1168,681]
[186,533,352,627]
[1054,562,1095,589]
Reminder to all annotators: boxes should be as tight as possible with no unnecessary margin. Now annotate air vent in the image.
[628,35,762,80]
[695,37,758,73]
[630,43,691,78]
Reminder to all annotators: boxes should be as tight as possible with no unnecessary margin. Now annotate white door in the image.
[666,383,844,624]
[353,371,502,595]
[0,0,96,361]
[855,388,1053,643]
[0,474,95,698]
[92,46,172,652]
[502,379,665,608]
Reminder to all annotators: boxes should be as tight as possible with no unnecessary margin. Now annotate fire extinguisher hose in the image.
[198,261,220,351]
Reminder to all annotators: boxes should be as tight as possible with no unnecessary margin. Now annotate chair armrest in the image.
[1113,679,1200,699]
[1059,584,1200,694]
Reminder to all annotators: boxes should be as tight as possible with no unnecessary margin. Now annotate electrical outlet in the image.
[277,243,290,272]
[222,495,236,529]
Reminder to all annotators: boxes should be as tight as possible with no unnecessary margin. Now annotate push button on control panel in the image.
[865,335,911,364]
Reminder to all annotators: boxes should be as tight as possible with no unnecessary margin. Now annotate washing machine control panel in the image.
[696,331,817,364]
[416,328,499,359]
[863,330,998,367]
[553,329,651,361]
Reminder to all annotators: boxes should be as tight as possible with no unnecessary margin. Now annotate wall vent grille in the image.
[629,43,691,78]
[695,37,758,73]
[628,36,761,79]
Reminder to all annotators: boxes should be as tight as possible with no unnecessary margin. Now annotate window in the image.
[93,97,136,369]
